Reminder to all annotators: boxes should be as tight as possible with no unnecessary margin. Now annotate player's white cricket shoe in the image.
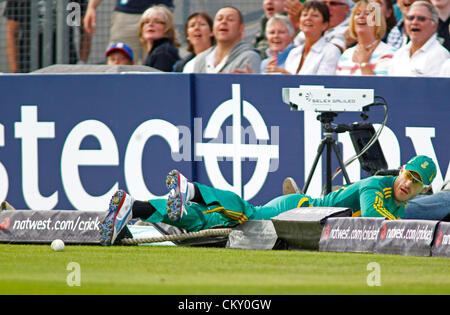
[99,190,134,246]
[166,170,190,222]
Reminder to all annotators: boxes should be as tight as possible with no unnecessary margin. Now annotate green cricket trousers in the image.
[144,183,312,232]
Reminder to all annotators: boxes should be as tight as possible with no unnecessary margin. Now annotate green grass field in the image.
[1,243,449,295]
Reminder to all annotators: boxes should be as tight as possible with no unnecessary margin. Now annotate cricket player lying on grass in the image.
[99,155,436,246]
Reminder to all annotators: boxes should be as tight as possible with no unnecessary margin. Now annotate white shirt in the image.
[204,47,229,74]
[183,56,196,73]
[284,36,341,75]
[440,59,450,77]
[388,34,450,77]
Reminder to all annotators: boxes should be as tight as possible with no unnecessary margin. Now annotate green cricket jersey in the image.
[310,176,405,219]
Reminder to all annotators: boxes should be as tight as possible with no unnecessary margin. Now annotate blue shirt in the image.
[260,43,294,73]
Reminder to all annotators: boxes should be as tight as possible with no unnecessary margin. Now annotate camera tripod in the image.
[302,112,352,195]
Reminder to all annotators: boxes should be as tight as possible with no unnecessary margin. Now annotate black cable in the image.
[331,96,389,182]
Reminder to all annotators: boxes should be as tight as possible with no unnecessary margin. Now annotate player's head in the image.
[394,155,436,203]
[106,42,134,65]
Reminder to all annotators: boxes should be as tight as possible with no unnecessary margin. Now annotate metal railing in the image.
[0,0,264,73]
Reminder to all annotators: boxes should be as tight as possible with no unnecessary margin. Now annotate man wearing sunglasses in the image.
[388,1,449,76]
[100,155,437,245]
[291,155,436,219]
[284,155,442,219]
[392,156,435,205]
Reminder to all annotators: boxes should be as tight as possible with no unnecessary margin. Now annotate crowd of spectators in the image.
[3,0,450,76]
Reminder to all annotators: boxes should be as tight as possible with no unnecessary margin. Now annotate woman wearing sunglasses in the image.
[100,156,437,245]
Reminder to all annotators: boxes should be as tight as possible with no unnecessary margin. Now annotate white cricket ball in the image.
[51,239,65,252]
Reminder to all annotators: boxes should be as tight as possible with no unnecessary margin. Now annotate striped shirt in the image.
[336,41,396,76]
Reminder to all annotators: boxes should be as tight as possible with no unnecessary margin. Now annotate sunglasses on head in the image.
[404,169,424,188]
